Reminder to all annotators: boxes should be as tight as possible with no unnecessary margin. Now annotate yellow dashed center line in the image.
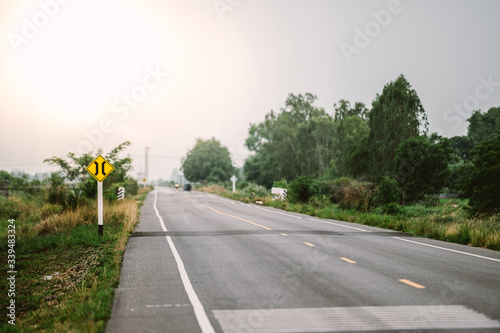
[304,242,316,247]
[339,257,357,264]
[399,279,426,289]
[184,195,272,231]
[281,233,288,236]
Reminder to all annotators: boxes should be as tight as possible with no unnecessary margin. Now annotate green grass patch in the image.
[0,187,151,332]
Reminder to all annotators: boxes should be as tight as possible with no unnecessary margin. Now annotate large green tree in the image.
[181,138,236,182]
[460,134,500,215]
[467,106,500,146]
[368,75,428,179]
[244,93,336,184]
[394,134,453,202]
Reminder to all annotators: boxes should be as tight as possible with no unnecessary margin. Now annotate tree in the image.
[44,141,136,202]
[394,134,453,203]
[244,93,336,185]
[449,135,474,161]
[181,138,235,182]
[368,75,429,179]
[467,106,500,146]
[332,100,370,178]
[288,175,316,203]
[333,99,369,120]
[460,134,500,215]
[446,135,474,194]
[0,170,11,187]
[243,149,279,189]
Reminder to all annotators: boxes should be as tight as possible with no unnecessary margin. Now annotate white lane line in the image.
[146,304,190,308]
[255,206,302,219]
[307,217,371,232]
[223,199,235,205]
[153,191,215,333]
[392,237,500,263]
[154,190,168,231]
[165,237,215,333]
[307,214,500,262]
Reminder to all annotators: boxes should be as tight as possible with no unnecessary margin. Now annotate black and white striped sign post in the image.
[117,187,125,201]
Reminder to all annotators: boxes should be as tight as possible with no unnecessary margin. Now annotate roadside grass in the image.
[197,185,500,251]
[0,186,151,332]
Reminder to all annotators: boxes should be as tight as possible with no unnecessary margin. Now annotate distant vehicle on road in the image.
[183,184,192,191]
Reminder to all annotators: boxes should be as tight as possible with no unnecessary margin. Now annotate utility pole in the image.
[145,146,149,186]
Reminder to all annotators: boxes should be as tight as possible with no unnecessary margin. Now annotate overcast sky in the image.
[1,0,499,182]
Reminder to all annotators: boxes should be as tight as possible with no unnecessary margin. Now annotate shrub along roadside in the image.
[197,185,500,251]
[0,187,151,332]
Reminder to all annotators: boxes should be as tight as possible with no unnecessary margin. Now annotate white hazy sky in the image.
[1,0,499,182]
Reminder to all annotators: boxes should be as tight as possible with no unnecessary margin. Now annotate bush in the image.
[337,180,374,212]
[48,173,68,207]
[381,202,405,215]
[48,184,68,207]
[421,194,440,207]
[288,176,316,203]
[237,181,249,190]
[240,183,268,201]
[309,195,330,208]
[104,188,118,201]
[376,177,401,206]
[329,177,355,203]
[124,178,139,196]
[272,178,288,189]
[315,180,336,202]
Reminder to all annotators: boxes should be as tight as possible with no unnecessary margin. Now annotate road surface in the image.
[106,187,500,333]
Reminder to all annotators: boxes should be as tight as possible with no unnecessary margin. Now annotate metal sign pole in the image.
[230,175,238,194]
[98,181,103,236]
[86,155,115,237]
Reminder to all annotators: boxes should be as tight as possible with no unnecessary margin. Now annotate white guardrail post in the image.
[271,187,287,201]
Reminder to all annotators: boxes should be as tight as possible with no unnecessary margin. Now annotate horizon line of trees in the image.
[181,74,499,215]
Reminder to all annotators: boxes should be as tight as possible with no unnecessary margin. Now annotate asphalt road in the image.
[106,187,500,333]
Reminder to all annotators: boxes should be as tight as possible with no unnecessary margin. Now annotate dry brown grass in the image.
[111,199,140,253]
[34,198,139,239]
[137,186,151,195]
[35,204,96,235]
